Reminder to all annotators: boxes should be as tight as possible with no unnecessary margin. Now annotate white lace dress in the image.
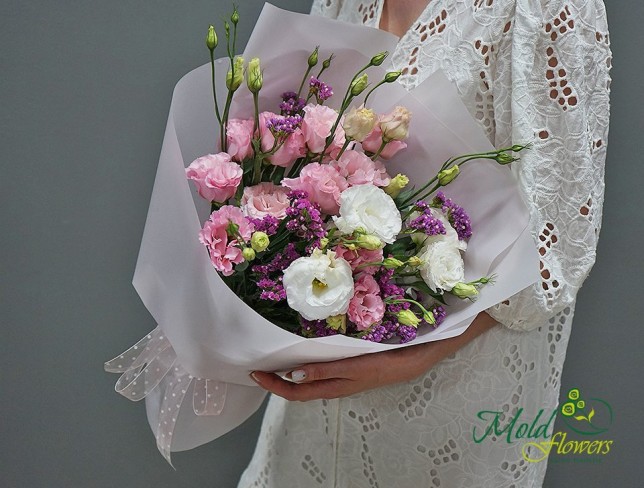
[238,1,611,486]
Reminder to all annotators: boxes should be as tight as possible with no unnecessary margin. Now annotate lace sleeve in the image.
[310,0,343,18]
[486,0,611,331]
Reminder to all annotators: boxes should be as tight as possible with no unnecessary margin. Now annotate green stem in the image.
[336,139,352,159]
[297,66,314,99]
[399,176,439,207]
[210,51,223,147]
[362,80,386,108]
[287,153,313,178]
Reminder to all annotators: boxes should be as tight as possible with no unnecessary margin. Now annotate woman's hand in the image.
[250,311,498,401]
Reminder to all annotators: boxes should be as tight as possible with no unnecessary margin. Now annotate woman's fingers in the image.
[250,371,353,401]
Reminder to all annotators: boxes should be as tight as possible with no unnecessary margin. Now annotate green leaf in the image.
[573,415,588,422]
[406,281,447,304]
[588,408,595,422]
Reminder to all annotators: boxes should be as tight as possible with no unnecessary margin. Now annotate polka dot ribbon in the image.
[104,326,227,465]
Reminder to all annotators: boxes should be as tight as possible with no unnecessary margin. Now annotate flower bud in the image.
[407,256,422,267]
[437,165,460,186]
[346,243,358,251]
[226,56,244,91]
[356,234,382,250]
[370,51,388,66]
[383,257,404,269]
[495,153,517,165]
[319,237,329,249]
[326,314,347,333]
[350,73,369,96]
[380,106,411,142]
[384,71,402,83]
[511,144,529,152]
[422,310,436,325]
[246,57,263,93]
[231,8,239,25]
[250,231,270,252]
[226,221,240,237]
[322,54,334,70]
[242,247,256,261]
[451,282,479,299]
[206,25,218,51]
[308,46,319,67]
[397,309,421,327]
[224,21,230,37]
[384,174,409,198]
[343,106,377,142]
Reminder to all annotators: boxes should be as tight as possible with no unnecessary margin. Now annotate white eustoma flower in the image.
[283,249,354,321]
[333,185,402,244]
[418,239,465,292]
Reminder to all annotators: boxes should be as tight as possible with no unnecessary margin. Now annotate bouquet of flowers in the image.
[106,4,539,465]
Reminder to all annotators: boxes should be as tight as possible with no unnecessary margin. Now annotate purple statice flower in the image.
[248,215,280,236]
[432,191,472,240]
[431,305,446,327]
[257,276,286,301]
[361,323,387,343]
[280,91,306,116]
[252,243,300,302]
[300,318,339,338]
[397,325,418,343]
[409,201,447,236]
[309,77,333,102]
[285,191,326,251]
[377,267,406,302]
[266,115,303,137]
[252,242,300,276]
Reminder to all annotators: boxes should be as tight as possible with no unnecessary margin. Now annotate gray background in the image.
[2,0,642,487]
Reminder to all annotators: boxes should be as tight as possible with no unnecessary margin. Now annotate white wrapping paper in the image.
[106,4,539,464]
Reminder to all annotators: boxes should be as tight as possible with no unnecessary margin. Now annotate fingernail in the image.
[291,370,306,383]
[250,372,261,384]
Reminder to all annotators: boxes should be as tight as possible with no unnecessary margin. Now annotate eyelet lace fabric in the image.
[238,1,611,486]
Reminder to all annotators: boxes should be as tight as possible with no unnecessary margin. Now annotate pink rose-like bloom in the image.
[186,153,242,203]
[241,182,290,220]
[302,104,346,155]
[199,220,243,276]
[380,106,412,141]
[226,118,254,162]
[282,163,348,215]
[199,206,254,276]
[209,205,254,240]
[331,149,391,187]
[348,273,385,331]
[333,246,383,275]
[259,112,306,168]
[360,124,408,160]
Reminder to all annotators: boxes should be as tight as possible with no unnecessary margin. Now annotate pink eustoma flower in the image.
[301,104,346,155]
[259,112,306,168]
[333,246,383,275]
[331,149,391,187]
[226,119,254,162]
[241,183,290,220]
[199,205,254,276]
[360,123,407,160]
[348,273,385,331]
[282,163,348,215]
[185,153,242,203]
